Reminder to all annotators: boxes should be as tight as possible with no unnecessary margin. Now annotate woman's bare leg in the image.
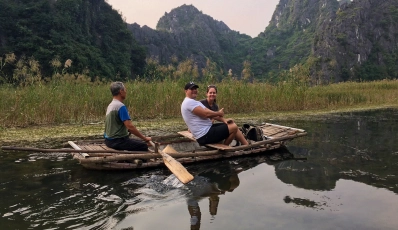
[235,129,249,145]
[224,123,238,145]
[224,123,249,145]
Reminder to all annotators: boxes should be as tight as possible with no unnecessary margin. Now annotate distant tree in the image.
[202,58,219,83]
[173,58,199,83]
[241,60,252,82]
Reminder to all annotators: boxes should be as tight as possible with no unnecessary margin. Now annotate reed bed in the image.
[1,79,398,128]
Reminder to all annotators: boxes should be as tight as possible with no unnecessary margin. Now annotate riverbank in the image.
[1,105,397,147]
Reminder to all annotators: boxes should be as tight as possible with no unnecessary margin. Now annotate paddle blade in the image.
[162,144,178,154]
[161,152,194,184]
[149,141,194,184]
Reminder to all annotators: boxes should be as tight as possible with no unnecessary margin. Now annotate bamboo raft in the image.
[65,123,307,170]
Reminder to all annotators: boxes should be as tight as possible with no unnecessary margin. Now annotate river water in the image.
[1,109,398,230]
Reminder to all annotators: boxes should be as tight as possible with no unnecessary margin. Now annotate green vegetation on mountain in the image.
[0,0,145,83]
[1,0,398,84]
[131,1,398,83]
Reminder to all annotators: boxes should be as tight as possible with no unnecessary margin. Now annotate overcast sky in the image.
[106,0,280,37]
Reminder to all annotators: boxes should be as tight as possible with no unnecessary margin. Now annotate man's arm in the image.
[123,120,151,142]
[118,106,151,142]
[192,107,224,119]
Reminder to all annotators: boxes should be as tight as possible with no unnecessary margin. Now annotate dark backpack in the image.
[241,124,265,142]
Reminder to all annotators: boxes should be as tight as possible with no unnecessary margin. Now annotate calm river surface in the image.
[1,109,398,230]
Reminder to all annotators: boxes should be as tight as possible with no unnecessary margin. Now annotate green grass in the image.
[1,79,398,128]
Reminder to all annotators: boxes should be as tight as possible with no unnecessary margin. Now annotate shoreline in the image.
[1,105,397,147]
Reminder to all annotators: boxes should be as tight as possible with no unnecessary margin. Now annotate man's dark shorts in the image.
[105,136,148,151]
[196,123,229,146]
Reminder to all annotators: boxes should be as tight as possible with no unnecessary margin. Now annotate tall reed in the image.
[1,79,398,128]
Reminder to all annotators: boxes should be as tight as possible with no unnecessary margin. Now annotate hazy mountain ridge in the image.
[128,4,251,75]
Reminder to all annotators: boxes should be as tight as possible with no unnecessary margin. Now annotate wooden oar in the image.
[162,144,179,154]
[149,141,194,184]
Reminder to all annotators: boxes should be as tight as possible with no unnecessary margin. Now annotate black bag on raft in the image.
[241,124,266,142]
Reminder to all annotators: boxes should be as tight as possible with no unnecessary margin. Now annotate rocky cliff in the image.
[311,0,398,82]
[251,0,339,77]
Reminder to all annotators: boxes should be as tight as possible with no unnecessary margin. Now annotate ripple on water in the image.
[97,192,123,203]
[2,173,192,229]
[20,185,126,229]
[32,168,70,178]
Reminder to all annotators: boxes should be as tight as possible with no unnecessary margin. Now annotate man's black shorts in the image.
[196,123,229,145]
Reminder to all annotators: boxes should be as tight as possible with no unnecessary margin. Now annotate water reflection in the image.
[278,109,398,195]
[181,148,298,230]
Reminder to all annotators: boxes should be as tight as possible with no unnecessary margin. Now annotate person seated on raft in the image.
[200,84,234,124]
[104,81,151,152]
[181,82,248,146]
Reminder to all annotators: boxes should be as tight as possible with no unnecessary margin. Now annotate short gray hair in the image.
[110,82,125,96]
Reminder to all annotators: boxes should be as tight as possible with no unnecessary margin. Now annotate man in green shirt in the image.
[104,81,151,151]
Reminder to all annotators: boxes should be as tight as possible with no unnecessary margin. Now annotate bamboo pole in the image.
[222,133,307,151]
[1,146,153,155]
[263,123,306,132]
[1,145,224,162]
[78,149,222,163]
[68,141,89,158]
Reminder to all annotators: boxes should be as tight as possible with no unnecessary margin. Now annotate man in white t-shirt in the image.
[181,82,248,146]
